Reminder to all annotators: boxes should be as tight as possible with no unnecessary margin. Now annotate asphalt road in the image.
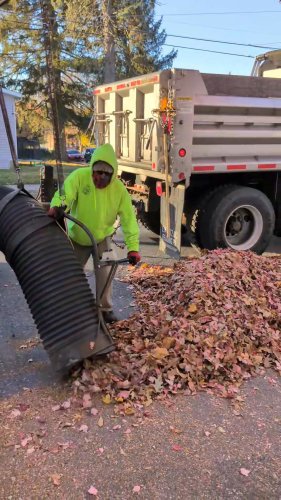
[0,211,281,499]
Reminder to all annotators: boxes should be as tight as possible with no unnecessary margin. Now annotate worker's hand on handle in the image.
[47,206,66,220]
[127,251,141,266]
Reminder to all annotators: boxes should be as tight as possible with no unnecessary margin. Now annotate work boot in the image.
[103,310,118,323]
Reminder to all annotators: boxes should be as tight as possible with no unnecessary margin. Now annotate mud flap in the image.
[159,184,185,259]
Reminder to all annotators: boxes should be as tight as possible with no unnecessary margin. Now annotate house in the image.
[0,88,21,169]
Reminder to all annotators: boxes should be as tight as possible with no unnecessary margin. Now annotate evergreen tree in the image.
[60,0,176,83]
[113,0,177,79]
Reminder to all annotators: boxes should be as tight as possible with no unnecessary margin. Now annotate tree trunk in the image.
[40,0,67,170]
[102,0,116,83]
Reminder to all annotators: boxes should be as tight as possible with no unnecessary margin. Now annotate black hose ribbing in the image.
[0,186,114,371]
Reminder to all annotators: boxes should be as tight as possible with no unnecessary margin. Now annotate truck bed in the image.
[93,69,281,184]
[202,73,281,98]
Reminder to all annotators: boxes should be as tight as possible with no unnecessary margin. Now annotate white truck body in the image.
[252,49,281,78]
[93,69,281,256]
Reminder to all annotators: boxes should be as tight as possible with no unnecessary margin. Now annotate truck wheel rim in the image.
[223,205,263,250]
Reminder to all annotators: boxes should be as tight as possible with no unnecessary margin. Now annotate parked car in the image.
[66,149,83,161]
[83,147,95,163]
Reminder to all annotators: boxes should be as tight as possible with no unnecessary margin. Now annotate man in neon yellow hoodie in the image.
[48,143,140,323]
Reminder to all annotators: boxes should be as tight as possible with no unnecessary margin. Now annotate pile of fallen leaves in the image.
[72,250,281,408]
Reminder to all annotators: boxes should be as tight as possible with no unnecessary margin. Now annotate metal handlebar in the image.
[63,213,129,308]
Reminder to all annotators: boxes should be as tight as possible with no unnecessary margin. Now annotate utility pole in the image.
[102,0,116,83]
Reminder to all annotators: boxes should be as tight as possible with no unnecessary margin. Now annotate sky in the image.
[155,0,281,76]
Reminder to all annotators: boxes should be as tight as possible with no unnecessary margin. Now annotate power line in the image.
[166,34,280,51]
[157,10,281,16]
[163,44,255,59]
[1,10,280,60]
[4,7,281,18]
[3,16,280,53]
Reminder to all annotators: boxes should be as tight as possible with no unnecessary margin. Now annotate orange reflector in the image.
[160,97,168,111]
[179,148,186,157]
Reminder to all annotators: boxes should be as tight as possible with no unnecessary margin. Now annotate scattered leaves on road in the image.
[102,394,111,405]
[240,468,251,477]
[88,485,98,496]
[172,444,183,452]
[78,424,89,433]
[50,473,62,486]
[10,409,21,419]
[133,485,141,493]
[97,416,104,427]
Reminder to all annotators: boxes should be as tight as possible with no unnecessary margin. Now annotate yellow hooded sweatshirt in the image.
[51,144,139,251]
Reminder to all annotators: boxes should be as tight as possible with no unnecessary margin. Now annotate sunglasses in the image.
[93,171,112,176]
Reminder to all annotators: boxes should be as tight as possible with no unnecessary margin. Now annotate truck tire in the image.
[183,186,229,247]
[182,201,200,247]
[198,185,275,254]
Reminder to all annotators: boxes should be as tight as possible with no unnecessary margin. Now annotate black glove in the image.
[47,206,66,220]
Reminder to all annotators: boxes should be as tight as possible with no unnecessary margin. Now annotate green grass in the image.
[0,164,84,185]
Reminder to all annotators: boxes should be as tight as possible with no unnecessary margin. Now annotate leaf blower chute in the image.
[0,186,115,371]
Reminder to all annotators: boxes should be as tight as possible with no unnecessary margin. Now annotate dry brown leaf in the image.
[97,416,104,427]
[151,347,169,360]
[79,424,88,433]
[50,473,62,486]
[88,485,98,496]
[124,407,135,416]
[133,485,141,493]
[240,468,250,477]
[187,303,197,313]
[162,337,176,349]
[102,394,111,405]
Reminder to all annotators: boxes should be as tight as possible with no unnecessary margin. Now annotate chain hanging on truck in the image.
[158,82,176,136]
[152,80,177,245]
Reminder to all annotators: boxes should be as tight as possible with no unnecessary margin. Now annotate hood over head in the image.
[90,144,118,181]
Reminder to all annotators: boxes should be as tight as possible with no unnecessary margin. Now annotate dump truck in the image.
[252,49,281,78]
[90,68,281,257]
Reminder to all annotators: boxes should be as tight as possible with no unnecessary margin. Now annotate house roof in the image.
[2,88,22,99]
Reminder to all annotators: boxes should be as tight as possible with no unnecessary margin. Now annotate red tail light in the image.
[179,148,186,157]
[156,181,163,196]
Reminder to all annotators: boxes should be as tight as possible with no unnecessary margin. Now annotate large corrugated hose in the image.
[0,186,114,372]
